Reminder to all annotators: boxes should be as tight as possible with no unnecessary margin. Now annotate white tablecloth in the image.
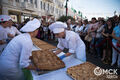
[31,54,84,80]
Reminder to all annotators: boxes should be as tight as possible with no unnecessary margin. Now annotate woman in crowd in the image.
[102,18,115,64]
[75,20,83,36]
[87,17,99,55]
[82,19,90,51]
[95,20,105,58]
[111,17,120,68]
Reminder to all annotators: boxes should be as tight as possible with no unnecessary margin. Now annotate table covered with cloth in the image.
[31,54,84,80]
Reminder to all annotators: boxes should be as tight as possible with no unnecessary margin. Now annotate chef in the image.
[0,15,11,55]
[5,19,21,39]
[0,18,41,80]
[49,21,86,62]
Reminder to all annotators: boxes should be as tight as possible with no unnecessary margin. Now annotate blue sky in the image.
[67,0,120,20]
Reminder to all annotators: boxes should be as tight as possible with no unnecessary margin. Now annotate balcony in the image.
[21,2,35,11]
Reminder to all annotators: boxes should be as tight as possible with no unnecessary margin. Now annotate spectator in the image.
[83,19,90,51]
[111,17,120,68]
[70,21,75,31]
[95,20,105,58]
[102,18,115,64]
[43,23,49,40]
[87,17,99,55]
[75,20,83,36]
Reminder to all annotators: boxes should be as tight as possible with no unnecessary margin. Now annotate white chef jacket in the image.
[5,26,21,36]
[0,33,33,80]
[0,25,8,54]
[57,30,86,62]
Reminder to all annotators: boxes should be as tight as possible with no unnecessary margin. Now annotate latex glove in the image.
[59,54,66,60]
[6,39,11,43]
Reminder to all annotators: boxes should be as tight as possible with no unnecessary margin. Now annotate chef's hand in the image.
[25,64,37,70]
[6,39,11,43]
[0,40,6,45]
[59,54,66,60]
[8,33,14,38]
[54,48,62,55]
[59,53,72,60]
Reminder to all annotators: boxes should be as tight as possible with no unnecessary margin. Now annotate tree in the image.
[57,15,75,22]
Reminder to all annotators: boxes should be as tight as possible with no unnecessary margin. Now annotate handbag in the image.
[84,34,92,42]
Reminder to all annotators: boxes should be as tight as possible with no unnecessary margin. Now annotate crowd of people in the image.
[31,15,120,67]
[1,15,120,67]
[66,15,120,67]
[0,14,120,80]
[0,14,86,80]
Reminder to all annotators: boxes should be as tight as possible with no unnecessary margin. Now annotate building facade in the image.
[0,0,65,23]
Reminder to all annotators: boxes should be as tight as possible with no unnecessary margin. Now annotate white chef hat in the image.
[20,18,41,32]
[0,15,12,22]
[49,21,67,34]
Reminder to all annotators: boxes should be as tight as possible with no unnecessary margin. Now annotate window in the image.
[41,1,42,9]
[53,7,54,13]
[30,0,33,4]
[48,3,49,11]
[43,2,46,10]
[35,0,37,8]
[56,8,58,14]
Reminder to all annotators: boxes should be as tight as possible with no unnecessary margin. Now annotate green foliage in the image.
[57,15,75,22]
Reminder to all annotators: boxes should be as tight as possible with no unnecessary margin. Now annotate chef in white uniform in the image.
[49,21,86,62]
[0,15,11,55]
[0,18,41,80]
[5,20,21,39]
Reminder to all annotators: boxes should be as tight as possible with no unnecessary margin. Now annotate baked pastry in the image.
[37,44,56,50]
[32,38,56,50]
[32,38,48,45]
[32,50,65,70]
[67,62,107,80]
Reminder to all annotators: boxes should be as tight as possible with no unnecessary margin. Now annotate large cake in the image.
[32,38,56,50]
[32,50,65,70]
[32,38,48,45]
[67,62,108,80]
